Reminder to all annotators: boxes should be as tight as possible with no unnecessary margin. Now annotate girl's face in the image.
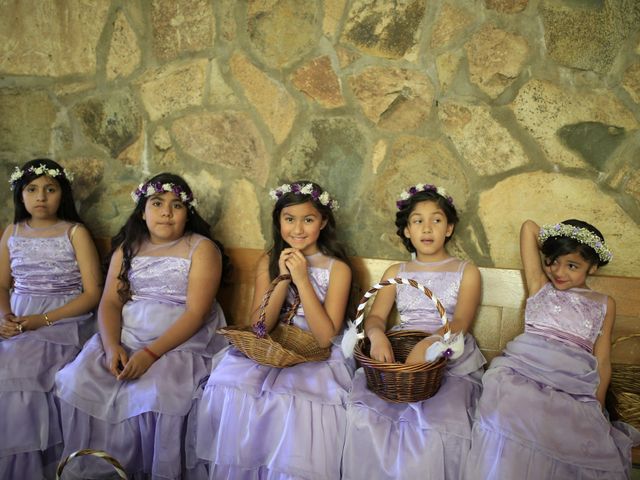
[21,175,62,226]
[404,200,453,262]
[143,192,188,244]
[279,201,327,255]
[544,252,596,290]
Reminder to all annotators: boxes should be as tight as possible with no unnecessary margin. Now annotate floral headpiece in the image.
[9,164,74,191]
[396,183,453,210]
[538,223,613,263]
[131,181,198,209]
[269,183,339,211]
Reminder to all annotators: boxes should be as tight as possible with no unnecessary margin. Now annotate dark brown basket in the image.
[57,449,127,479]
[218,274,331,368]
[353,277,450,403]
[608,334,640,430]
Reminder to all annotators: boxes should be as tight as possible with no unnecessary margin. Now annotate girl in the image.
[54,173,229,479]
[341,184,485,480]
[463,219,640,479]
[192,181,353,480]
[0,159,102,479]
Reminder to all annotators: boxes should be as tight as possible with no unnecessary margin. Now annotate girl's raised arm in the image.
[99,247,128,377]
[365,264,401,362]
[117,238,221,380]
[593,296,616,407]
[520,220,547,297]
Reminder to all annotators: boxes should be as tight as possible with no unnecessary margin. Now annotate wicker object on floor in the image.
[608,334,640,430]
[218,274,331,368]
[57,449,127,479]
[353,277,450,403]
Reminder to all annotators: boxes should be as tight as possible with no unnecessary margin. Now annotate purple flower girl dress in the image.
[464,283,640,479]
[55,234,227,479]
[192,252,354,480]
[342,257,486,480]
[0,221,94,479]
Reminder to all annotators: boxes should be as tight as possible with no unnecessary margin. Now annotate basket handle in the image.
[252,274,301,338]
[56,449,127,479]
[341,277,449,358]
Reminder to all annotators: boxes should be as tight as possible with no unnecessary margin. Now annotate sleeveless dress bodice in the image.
[130,256,190,305]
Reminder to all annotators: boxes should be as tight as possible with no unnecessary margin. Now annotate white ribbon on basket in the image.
[340,277,464,363]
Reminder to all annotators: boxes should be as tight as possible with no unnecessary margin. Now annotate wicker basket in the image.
[56,449,127,479]
[608,334,640,430]
[218,274,331,368]
[353,277,450,403]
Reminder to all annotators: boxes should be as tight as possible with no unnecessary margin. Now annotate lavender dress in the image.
[342,258,486,480]
[0,221,93,480]
[54,235,227,480]
[464,283,640,479]
[191,253,354,480]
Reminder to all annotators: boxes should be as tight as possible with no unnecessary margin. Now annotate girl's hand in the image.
[15,314,46,331]
[278,248,296,276]
[0,314,20,338]
[117,349,156,381]
[284,250,309,285]
[369,329,395,363]
[105,344,128,378]
[405,336,440,365]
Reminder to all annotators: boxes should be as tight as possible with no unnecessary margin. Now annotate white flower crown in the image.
[269,183,339,211]
[131,181,198,209]
[538,223,612,263]
[9,164,74,190]
[396,183,454,210]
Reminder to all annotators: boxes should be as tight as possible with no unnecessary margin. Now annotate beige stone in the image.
[622,61,640,104]
[465,24,529,98]
[107,11,141,81]
[430,3,474,49]
[170,111,269,186]
[342,0,426,59]
[117,129,145,167]
[153,126,172,152]
[151,0,215,61]
[349,66,434,132]
[291,56,345,109]
[436,51,463,92]
[371,140,388,174]
[0,0,110,76]
[138,59,208,121]
[64,157,105,202]
[230,53,297,144]
[212,179,267,249]
[182,169,223,229]
[207,60,237,106]
[323,0,348,39]
[336,46,360,68]
[439,101,529,175]
[478,172,640,276]
[245,0,319,68]
[512,79,638,169]
[485,0,528,13]
[216,0,237,42]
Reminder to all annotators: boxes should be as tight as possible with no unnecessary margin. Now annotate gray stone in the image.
[151,0,215,61]
[171,111,269,186]
[342,0,426,59]
[73,90,143,158]
[0,0,110,76]
[245,0,319,68]
[349,66,434,131]
[622,61,640,104]
[557,122,626,171]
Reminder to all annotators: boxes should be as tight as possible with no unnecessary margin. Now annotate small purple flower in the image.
[311,190,320,200]
[291,183,301,193]
[253,321,267,338]
[442,348,454,358]
[409,186,418,194]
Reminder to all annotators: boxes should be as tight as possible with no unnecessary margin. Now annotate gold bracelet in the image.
[43,313,53,326]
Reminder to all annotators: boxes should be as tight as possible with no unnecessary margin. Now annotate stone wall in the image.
[1,0,639,276]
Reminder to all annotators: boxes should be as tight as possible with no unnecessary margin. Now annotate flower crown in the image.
[269,183,339,211]
[538,223,613,263]
[131,181,198,209]
[9,164,74,191]
[396,183,453,210]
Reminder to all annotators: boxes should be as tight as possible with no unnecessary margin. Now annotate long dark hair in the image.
[111,172,231,302]
[11,158,83,224]
[541,219,609,268]
[395,189,459,253]
[268,180,351,280]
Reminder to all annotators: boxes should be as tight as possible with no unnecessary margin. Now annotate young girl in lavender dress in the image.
[341,184,485,480]
[463,219,640,479]
[192,181,353,480]
[0,159,102,479]
[54,173,229,479]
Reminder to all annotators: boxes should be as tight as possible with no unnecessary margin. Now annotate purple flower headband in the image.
[9,164,73,191]
[538,223,612,263]
[269,183,339,211]
[131,181,198,209]
[396,183,454,210]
